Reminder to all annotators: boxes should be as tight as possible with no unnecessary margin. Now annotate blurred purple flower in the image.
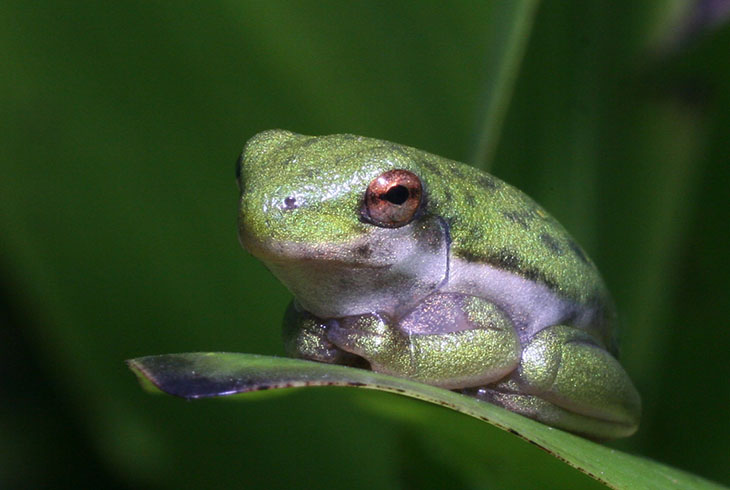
[680,0,730,42]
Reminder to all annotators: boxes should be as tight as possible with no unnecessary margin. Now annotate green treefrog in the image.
[237,129,641,439]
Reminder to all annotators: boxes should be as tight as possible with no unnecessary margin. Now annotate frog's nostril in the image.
[283,196,298,210]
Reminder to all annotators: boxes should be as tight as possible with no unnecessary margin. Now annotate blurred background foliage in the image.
[1,1,729,489]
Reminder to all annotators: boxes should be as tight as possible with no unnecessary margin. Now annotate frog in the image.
[236,129,641,439]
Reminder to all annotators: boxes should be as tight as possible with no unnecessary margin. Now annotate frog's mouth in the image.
[240,232,400,270]
[240,215,451,271]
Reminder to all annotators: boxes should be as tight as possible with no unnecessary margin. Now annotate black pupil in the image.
[383,185,409,205]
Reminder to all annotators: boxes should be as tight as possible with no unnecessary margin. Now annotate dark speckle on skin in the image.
[281,156,297,166]
[464,192,476,207]
[502,210,531,229]
[568,240,589,264]
[451,165,470,181]
[443,188,453,203]
[495,248,521,270]
[521,267,540,283]
[540,233,564,255]
[418,222,447,253]
[391,145,411,159]
[456,248,480,263]
[355,244,372,258]
[477,174,498,190]
[422,159,444,178]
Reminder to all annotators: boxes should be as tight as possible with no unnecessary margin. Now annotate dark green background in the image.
[2,2,728,489]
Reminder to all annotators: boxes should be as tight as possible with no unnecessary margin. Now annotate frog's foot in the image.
[466,325,641,439]
[282,301,366,367]
[327,293,522,389]
[464,386,633,440]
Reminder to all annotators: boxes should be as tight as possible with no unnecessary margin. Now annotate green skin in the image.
[237,129,641,439]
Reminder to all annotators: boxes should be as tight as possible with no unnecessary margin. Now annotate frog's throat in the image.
[264,216,452,320]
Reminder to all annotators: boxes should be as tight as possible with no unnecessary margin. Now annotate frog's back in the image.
[406,147,616,350]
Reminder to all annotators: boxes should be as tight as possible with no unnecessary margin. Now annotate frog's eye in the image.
[363,169,423,228]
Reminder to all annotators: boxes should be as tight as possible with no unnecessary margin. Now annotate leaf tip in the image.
[126,358,165,395]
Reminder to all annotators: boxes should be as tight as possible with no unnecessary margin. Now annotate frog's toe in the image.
[469,388,636,440]
[326,313,396,358]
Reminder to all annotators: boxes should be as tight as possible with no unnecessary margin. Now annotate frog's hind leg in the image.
[463,325,641,439]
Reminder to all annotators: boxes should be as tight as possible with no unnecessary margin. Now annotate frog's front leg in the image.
[327,293,522,389]
[282,301,365,367]
[470,325,641,439]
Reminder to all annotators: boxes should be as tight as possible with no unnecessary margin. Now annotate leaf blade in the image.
[469,0,541,170]
[127,352,725,490]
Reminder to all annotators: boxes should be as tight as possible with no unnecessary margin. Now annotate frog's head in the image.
[237,129,448,318]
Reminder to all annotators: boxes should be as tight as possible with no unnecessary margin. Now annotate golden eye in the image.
[363,169,423,228]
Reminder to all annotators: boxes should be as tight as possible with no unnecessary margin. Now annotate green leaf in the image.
[127,352,724,490]
[469,0,540,171]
